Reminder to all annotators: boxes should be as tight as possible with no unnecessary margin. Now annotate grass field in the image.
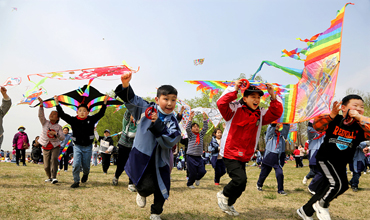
[0,160,368,220]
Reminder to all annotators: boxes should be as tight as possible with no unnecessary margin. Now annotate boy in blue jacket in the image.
[349,141,368,192]
[256,123,290,195]
[115,72,181,220]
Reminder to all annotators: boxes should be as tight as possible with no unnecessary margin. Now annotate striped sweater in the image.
[186,120,208,156]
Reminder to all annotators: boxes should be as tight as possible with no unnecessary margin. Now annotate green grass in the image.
[0,160,369,219]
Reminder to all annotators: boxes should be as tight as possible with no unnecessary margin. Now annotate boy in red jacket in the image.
[216,80,283,216]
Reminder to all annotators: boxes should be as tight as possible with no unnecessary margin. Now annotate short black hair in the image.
[342,94,364,106]
[243,85,264,97]
[63,127,70,131]
[212,128,222,137]
[191,123,199,128]
[157,85,178,98]
[77,104,89,111]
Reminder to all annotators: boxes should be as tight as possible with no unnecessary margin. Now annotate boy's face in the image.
[49,111,59,123]
[342,99,365,120]
[77,107,89,119]
[243,92,261,110]
[155,94,177,114]
[63,128,69,135]
[191,124,199,133]
[216,130,222,139]
[104,131,110,137]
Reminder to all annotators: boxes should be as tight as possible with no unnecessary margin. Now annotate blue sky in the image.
[0,0,369,151]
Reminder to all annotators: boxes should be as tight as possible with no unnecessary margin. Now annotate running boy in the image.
[216,80,283,216]
[186,111,208,189]
[256,123,290,195]
[55,95,108,188]
[297,95,370,220]
[114,72,181,220]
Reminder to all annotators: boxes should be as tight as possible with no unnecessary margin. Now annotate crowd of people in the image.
[1,74,370,220]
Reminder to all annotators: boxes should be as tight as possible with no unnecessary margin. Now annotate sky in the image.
[0,0,369,151]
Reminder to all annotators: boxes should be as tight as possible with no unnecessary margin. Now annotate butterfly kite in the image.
[18,88,47,105]
[2,77,21,86]
[186,3,353,123]
[194,58,205,66]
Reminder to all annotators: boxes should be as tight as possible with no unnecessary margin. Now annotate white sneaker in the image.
[313,201,331,220]
[45,178,52,183]
[188,185,196,189]
[128,184,137,192]
[195,180,200,186]
[225,205,239,216]
[150,214,161,220]
[216,191,230,212]
[136,193,146,208]
[364,172,367,174]
[297,207,313,220]
[52,178,58,184]
[307,187,316,195]
[303,176,308,185]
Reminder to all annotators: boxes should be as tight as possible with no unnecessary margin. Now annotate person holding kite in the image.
[54,91,109,188]
[216,79,283,216]
[297,95,370,220]
[114,72,181,220]
[0,86,11,149]
[37,97,65,184]
[186,111,208,189]
[256,123,290,195]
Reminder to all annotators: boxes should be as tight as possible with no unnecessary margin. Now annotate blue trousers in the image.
[350,172,361,187]
[257,163,284,192]
[214,159,226,183]
[186,155,207,186]
[308,165,325,193]
[72,144,92,183]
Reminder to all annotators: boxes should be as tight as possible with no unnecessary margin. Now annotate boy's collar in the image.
[76,116,87,120]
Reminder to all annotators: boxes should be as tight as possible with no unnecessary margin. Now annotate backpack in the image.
[31,147,41,162]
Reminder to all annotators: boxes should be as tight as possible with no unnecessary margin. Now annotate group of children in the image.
[1,71,370,220]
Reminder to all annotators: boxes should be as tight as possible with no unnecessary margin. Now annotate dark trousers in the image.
[101,153,111,173]
[114,144,133,184]
[59,154,69,171]
[308,165,325,193]
[186,155,207,186]
[222,158,247,206]
[16,148,25,165]
[303,160,349,216]
[257,163,284,192]
[350,172,361,187]
[295,156,303,167]
[136,157,165,215]
[306,165,316,179]
[214,159,226,183]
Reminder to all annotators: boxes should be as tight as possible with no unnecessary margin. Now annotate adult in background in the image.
[12,126,30,166]
[112,110,137,191]
[92,140,99,166]
[293,146,303,168]
[299,144,306,166]
[31,136,42,164]
[0,86,11,149]
[95,129,114,174]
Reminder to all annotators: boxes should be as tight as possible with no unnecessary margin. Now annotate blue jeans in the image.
[92,151,98,166]
[72,144,92,183]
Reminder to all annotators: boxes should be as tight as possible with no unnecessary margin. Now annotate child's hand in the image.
[349,109,361,121]
[189,111,195,120]
[121,72,132,88]
[234,80,243,91]
[48,130,56,137]
[266,83,276,100]
[54,95,59,105]
[203,112,207,120]
[104,95,109,104]
[180,106,185,114]
[330,101,341,119]
[151,112,158,123]
[0,86,7,94]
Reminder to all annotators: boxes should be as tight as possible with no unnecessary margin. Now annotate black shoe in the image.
[81,175,88,183]
[71,182,80,188]
[278,190,288,196]
[352,186,358,192]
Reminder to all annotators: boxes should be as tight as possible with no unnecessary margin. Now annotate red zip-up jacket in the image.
[217,86,283,162]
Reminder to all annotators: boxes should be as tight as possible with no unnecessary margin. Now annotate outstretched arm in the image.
[38,97,47,125]
[0,86,11,117]
[200,113,209,136]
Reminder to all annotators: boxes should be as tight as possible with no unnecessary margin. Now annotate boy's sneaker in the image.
[216,191,230,212]
[313,201,331,220]
[364,172,367,174]
[297,207,313,220]
[307,187,316,195]
[195,180,200,186]
[81,174,88,183]
[128,184,137,192]
[352,186,358,192]
[302,176,308,185]
[278,190,288,196]
[71,182,80,188]
[225,205,239,216]
[215,183,220,186]
[45,178,52,183]
[150,214,162,220]
[256,184,263,191]
[52,178,58,184]
[112,177,118,186]
[188,185,196,189]
[136,193,146,208]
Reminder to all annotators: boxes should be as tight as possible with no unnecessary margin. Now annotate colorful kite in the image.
[194,58,205,66]
[287,124,298,143]
[176,99,191,138]
[18,89,47,105]
[2,77,21,86]
[191,107,223,128]
[12,7,17,11]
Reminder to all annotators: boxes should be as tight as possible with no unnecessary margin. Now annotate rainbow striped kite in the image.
[58,139,72,162]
